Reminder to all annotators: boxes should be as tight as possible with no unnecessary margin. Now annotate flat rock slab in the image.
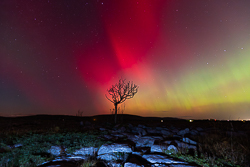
[73,147,98,156]
[98,143,133,155]
[142,154,188,164]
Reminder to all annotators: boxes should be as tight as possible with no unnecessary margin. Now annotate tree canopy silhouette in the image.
[105,78,139,124]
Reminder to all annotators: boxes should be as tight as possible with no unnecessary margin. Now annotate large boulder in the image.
[48,146,63,156]
[166,145,178,154]
[150,144,168,153]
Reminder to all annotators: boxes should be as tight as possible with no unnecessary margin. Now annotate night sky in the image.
[1,0,250,120]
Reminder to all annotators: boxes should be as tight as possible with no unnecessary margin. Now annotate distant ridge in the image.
[93,114,185,121]
[0,113,185,121]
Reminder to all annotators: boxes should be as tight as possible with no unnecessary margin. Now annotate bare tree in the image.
[105,79,139,124]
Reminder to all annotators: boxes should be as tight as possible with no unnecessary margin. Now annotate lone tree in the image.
[105,78,139,124]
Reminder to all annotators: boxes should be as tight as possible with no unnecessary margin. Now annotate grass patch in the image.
[164,124,249,166]
[79,159,98,167]
[0,130,109,167]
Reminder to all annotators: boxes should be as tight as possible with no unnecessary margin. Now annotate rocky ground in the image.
[0,114,249,167]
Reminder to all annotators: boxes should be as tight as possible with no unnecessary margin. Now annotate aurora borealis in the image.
[1,0,250,120]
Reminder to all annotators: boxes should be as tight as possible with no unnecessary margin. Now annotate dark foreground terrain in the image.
[0,114,249,134]
[0,114,249,167]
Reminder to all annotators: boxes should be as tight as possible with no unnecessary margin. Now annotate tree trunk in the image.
[114,103,118,124]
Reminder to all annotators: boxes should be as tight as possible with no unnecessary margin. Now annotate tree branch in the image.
[105,78,139,105]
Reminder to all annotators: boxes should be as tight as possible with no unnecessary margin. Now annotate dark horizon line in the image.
[0,113,248,121]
